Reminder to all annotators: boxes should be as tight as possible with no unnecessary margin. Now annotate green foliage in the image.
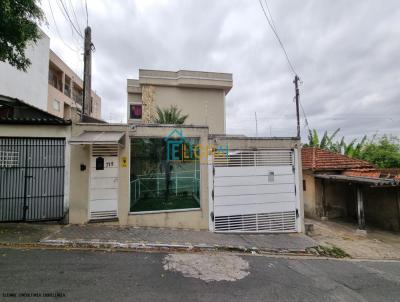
[305,128,400,168]
[359,136,400,168]
[305,128,340,150]
[308,245,349,258]
[0,0,44,71]
[154,105,188,125]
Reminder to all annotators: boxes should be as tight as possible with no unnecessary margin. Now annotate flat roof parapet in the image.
[134,69,233,93]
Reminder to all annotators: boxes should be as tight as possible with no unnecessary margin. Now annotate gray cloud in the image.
[41,0,400,140]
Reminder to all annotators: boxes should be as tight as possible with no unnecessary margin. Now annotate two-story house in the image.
[127,69,233,134]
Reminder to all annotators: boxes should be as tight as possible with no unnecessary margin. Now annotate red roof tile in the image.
[342,169,381,178]
[301,147,375,171]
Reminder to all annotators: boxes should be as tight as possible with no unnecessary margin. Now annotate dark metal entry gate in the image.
[0,138,65,222]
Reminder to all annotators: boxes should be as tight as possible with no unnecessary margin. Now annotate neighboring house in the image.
[0,31,50,111]
[302,147,400,232]
[0,95,71,222]
[48,50,101,120]
[0,31,101,121]
[127,69,232,134]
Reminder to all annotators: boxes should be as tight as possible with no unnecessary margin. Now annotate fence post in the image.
[157,177,159,196]
[176,175,178,196]
[138,179,141,199]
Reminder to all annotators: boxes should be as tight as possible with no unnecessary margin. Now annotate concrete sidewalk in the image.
[307,218,400,260]
[39,224,317,253]
[0,223,317,253]
[0,223,62,245]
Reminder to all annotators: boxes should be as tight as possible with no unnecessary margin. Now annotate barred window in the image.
[0,150,19,168]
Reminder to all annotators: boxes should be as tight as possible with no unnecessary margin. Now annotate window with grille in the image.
[0,150,19,168]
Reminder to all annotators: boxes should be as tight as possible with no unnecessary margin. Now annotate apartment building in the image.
[127,69,233,134]
[48,50,101,120]
[0,31,101,121]
[0,32,50,110]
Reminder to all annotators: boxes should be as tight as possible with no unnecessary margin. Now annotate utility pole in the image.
[82,26,92,119]
[294,75,300,139]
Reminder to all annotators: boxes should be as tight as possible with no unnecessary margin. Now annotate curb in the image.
[36,238,313,255]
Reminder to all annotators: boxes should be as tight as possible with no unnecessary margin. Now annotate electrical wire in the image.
[258,0,298,76]
[84,0,89,27]
[57,0,84,39]
[47,0,81,52]
[68,0,84,34]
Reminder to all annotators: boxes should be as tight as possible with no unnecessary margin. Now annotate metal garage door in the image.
[212,149,299,233]
[0,138,65,222]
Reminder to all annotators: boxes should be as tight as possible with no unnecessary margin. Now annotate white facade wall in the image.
[0,32,50,110]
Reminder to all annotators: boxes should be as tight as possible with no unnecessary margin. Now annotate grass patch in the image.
[308,245,350,258]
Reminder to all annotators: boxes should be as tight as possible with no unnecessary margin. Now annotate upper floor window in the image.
[52,99,61,112]
[48,63,63,92]
[64,76,71,98]
[130,104,142,120]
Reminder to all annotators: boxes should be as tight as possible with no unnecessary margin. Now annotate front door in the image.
[89,145,119,220]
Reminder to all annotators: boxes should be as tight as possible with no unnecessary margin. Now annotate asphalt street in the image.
[0,248,400,302]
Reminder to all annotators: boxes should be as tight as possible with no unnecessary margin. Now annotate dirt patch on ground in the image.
[307,218,400,260]
[163,253,250,282]
[0,223,62,244]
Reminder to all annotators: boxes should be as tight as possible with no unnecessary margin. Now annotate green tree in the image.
[154,105,188,124]
[305,128,340,150]
[360,135,400,168]
[0,0,44,71]
[304,128,400,168]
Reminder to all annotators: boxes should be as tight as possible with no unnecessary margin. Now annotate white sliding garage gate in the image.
[210,149,300,233]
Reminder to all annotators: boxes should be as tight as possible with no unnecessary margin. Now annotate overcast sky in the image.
[40,0,400,141]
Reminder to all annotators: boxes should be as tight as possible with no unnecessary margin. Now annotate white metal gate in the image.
[89,145,119,220]
[211,149,299,233]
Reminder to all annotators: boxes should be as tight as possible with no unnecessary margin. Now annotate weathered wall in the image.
[311,176,400,232]
[364,187,400,232]
[313,178,355,219]
[324,181,354,218]
[303,171,317,218]
[68,144,90,223]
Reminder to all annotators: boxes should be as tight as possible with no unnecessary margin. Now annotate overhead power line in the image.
[85,0,89,27]
[68,0,84,34]
[57,0,84,39]
[258,0,298,76]
[47,0,81,52]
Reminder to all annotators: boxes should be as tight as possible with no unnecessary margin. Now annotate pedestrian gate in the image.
[0,138,65,222]
[211,149,299,233]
